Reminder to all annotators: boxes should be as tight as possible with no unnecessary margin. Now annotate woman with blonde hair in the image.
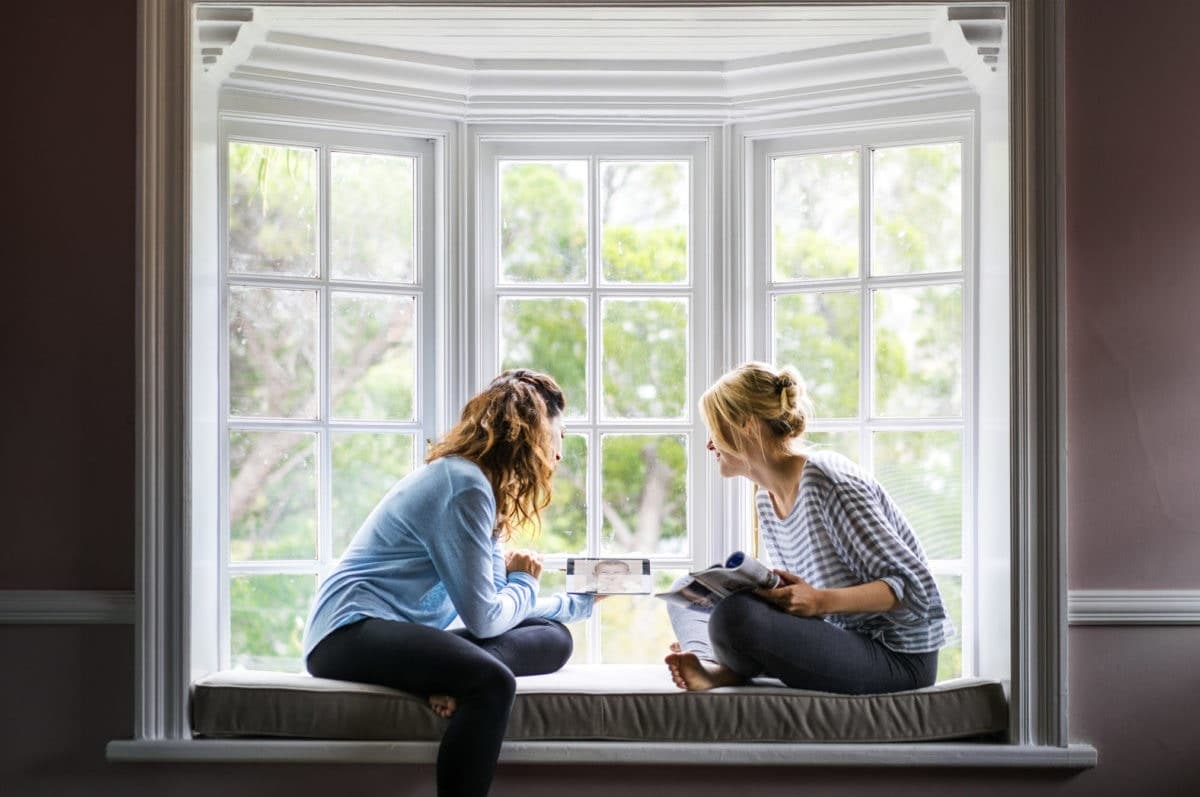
[304,369,592,796]
[665,362,951,694]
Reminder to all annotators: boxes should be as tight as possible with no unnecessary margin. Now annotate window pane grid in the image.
[493,151,697,663]
[223,134,427,671]
[767,137,968,678]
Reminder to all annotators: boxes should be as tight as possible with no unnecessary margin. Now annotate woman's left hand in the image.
[755,570,827,617]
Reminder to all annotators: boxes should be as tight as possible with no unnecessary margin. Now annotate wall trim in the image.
[0,590,136,624]
[4,589,1196,627]
[1068,590,1200,625]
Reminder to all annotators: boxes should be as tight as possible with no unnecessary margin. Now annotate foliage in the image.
[227,143,968,676]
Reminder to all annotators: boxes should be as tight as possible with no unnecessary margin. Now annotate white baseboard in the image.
[0,590,135,624]
[1068,589,1200,625]
[1,589,1197,626]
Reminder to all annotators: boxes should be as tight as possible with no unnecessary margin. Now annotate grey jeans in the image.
[668,589,937,694]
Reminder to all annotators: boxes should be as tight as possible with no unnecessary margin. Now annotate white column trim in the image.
[0,591,136,624]
[1068,590,1200,625]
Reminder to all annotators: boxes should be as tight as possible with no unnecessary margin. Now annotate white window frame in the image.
[749,118,978,678]
[475,134,717,661]
[213,118,438,671]
[125,0,1086,765]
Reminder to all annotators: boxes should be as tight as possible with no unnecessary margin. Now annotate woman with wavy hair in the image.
[665,362,951,695]
[304,369,592,796]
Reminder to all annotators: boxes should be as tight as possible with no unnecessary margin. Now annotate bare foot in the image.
[428,694,457,719]
[664,650,744,691]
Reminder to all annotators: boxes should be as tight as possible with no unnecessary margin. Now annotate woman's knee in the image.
[544,621,574,669]
[462,657,517,704]
[709,591,769,651]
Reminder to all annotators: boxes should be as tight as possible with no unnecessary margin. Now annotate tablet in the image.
[565,557,653,595]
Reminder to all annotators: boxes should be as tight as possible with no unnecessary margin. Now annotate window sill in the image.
[106,739,1096,768]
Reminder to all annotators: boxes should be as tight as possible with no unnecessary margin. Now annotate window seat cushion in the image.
[191,664,1007,743]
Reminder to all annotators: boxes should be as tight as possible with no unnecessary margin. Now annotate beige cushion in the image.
[191,665,1007,743]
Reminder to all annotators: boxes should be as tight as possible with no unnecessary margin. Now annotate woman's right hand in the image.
[505,549,543,580]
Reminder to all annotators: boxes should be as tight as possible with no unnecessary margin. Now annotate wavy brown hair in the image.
[426,369,566,541]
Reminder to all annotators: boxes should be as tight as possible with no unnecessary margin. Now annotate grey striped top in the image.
[755,450,952,654]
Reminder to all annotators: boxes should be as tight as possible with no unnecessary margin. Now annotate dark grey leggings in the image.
[670,591,937,694]
[306,616,572,797]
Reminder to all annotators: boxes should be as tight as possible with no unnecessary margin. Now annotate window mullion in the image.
[859,143,873,469]
[318,146,333,573]
[586,155,601,665]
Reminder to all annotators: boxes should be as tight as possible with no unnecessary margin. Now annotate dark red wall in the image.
[2,1,1199,794]
[1065,0,1200,587]
[0,1,135,591]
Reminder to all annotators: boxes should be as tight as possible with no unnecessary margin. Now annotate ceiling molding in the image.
[217,25,995,123]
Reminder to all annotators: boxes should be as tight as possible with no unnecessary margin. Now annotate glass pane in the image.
[230,573,315,672]
[540,571,590,664]
[511,434,587,555]
[600,569,687,664]
[228,141,317,276]
[805,430,861,464]
[229,431,317,561]
[872,143,962,276]
[601,434,687,556]
[935,574,963,682]
[331,433,415,557]
[873,285,962,418]
[771,151,859,280]
[500,161,587,283]
[773,291,860,419]
[602,298,688,420]
[600,160,689,284]
[872,431,962,560]
[499,297,587,419]
[331,292,416,421]
[228,286,318,419]
[330,151,415,283]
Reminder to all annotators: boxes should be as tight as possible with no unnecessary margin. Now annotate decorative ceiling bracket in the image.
[948,6,1006,71]
[197,7,254,72]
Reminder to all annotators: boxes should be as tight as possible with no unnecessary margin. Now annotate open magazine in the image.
[654,551,782,609]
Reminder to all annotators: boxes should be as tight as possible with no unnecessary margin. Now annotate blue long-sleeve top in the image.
[303,455,594,659]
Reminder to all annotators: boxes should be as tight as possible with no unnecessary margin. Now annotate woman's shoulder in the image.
[803,449,877,492]
[426,456,493,499]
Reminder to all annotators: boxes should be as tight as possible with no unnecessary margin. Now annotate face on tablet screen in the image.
[566,558,651,594]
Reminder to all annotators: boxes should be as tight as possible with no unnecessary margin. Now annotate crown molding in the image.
[207,14,1000,122]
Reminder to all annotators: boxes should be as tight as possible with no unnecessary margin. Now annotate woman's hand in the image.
[505,549,543,580]
[755,569,826,617]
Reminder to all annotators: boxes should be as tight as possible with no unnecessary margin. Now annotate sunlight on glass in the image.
[600,160,689,284]
[331,433,415,557]
[873,431,962,560]
[805,430,861,464]
[872,142,962,276]
[500,161,587,283]
[540,571,591,664]
[935,574,963,682]
[228,141,317,276]
[230,573,316,672]
[600,569,687,663]
[773,291,859,419]
[601,435,687,556]
[330,151,415,283]
[510,434,588,555]
[229,431,317,561]
[331,292,416,421]
[500,297,587,419]
[602,298,688,419]
[771,151,859,280]
[228,286,318,418]
[873,285,962,418]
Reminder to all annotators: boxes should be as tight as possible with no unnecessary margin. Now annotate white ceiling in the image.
[257,4,947,63]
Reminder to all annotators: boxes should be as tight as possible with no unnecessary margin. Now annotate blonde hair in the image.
[426,369,565,541]
[699,362,814,459]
